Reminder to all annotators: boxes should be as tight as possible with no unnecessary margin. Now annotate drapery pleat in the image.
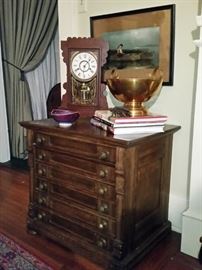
[0,38,10,162]
[25,29,60,120]
[0,0,58,158]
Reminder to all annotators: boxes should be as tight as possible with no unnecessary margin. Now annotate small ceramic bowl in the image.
[51,109,80,127]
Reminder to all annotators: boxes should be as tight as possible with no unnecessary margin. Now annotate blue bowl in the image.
[51,109,80,126]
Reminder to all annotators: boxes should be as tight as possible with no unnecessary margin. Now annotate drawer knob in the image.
[38,197,46,205]
[98,187,108,195]
[39,183,47,191]
[97,238,107,248]
[36,137,45,144]
[38,168,46,176]
[37,212,46,220]
[99,151,109,160]
[38,153,46,160]
[99,169,108,178]
[99,203,108,213]
[98,220,108,230]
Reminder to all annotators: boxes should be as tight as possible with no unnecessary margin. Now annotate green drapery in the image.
[0,0,58,158]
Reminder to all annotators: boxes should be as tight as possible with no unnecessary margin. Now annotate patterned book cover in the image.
[94,110,168,124]
[90,117,165,135]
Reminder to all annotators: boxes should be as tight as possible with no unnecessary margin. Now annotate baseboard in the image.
[0,158,29,171]
[181,211,202,258]
[168,193,188,233]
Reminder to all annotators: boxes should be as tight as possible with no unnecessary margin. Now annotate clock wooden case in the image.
[61,37,109,116]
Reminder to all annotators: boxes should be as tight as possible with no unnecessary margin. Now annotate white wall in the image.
[58,0,200,233]
[58,0,79,94]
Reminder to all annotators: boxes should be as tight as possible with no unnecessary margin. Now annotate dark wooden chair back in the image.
[46,83,61,118]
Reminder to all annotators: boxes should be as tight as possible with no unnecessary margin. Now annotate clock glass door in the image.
[71,50,98,105]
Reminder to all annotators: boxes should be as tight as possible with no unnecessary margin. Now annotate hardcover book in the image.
[90,117,165,135]
[108,125,164,135]
[94,110,168,124]
[92,116,165,128]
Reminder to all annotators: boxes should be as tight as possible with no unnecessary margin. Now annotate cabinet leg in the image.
[27,220,39,235]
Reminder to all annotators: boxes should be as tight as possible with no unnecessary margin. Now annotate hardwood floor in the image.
[0,163,201,270]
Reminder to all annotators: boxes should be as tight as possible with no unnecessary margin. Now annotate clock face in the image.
[71,52,98,81]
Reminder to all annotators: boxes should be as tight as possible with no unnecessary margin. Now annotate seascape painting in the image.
[101,26,160,70]
[90,4,175,85]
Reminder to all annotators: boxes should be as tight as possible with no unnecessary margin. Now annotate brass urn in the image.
[106,68,163,116]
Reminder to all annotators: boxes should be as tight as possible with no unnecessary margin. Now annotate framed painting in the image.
[90,4,175,85]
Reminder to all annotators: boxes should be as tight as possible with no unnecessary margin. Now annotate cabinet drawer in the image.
[36,209,113,251]
[50,183,116,217]
[34,133,116,163]
[33,191,116,235]
[51,215,112,251]
[35,171,115,202]
[49,197,116,236]
[35,157,115,184]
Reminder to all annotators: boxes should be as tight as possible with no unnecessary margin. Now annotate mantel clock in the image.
[61,37,109,116]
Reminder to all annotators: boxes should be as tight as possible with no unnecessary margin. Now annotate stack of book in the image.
[90,110,168,135]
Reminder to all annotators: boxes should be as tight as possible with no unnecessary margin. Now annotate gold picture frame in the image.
[90,5,175,85]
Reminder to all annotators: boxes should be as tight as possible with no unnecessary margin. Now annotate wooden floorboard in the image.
[0,164,201,270]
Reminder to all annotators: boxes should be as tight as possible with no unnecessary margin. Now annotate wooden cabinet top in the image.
[20,118,180,147]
